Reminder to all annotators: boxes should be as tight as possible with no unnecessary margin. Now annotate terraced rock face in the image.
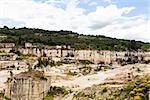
[4,70,51,100]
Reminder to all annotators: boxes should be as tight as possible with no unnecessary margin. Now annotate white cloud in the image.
[45,0,64,4]
[0,0,149,42]
[82,0,90,4]
[92,16,149,42]
[89,2,97,6]
[87,5,135,25]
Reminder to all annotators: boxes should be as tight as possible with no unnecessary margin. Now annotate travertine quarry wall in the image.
[0,48,150,64]
[5,76,51,100]
[18,48,149,63]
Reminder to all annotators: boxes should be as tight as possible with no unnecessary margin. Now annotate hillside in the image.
[0,26,149,51]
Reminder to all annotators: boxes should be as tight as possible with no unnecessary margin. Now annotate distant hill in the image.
[0,26,150,51]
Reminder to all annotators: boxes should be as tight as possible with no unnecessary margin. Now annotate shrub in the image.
[65,71,78,76]
[102,87,108,93]
[46,86,71,98]
[129,91,135,97]
[133,95,141,100]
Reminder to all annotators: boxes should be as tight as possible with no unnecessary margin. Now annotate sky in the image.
[0,0,149,42]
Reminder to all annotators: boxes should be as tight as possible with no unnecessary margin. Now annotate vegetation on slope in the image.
[72,75,150,100]
[43,86,72,100]
[124,76,150,100]
[0,26,150,51]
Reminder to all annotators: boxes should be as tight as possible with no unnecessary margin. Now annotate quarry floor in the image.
[51,63,150,90]
[0,63,149,94]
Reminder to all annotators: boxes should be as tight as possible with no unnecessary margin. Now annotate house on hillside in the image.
[25,43,33,48]
[0,43,15,48]
[0,34,7,38]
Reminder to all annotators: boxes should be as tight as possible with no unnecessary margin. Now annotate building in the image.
[25,43,33,48]
[0,34,7,38]
[0,43,15,48]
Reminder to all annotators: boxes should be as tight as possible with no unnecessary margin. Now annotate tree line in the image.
[0,26,149,51]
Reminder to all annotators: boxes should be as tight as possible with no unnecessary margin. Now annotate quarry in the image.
[0,43,149,100]
[0,0,149,99]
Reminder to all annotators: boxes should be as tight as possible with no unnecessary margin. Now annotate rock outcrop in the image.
[5,70,51,100]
